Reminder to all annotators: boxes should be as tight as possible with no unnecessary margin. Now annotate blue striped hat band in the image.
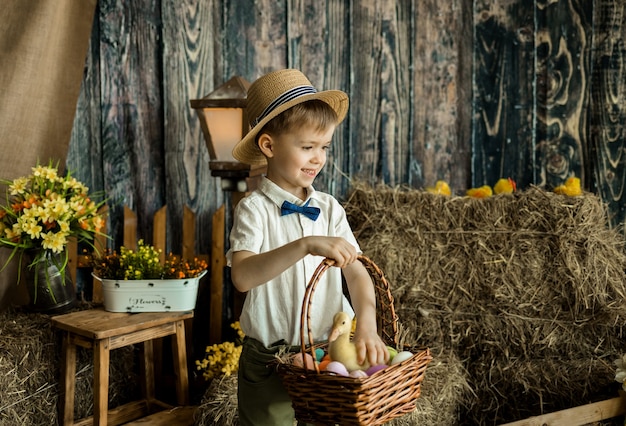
[251,85,317,127]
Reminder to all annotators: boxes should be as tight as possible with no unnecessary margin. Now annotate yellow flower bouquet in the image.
[196,322,245,380]
[0,162,106,306]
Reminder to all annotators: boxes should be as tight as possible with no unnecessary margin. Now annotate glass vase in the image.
[24,251,76,314]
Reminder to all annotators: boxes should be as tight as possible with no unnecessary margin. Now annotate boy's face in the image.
[260,123,336,199]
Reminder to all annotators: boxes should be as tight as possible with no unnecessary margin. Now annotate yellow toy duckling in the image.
[466,185,493,198]
[328,311,370,372]
[493,177,517,194]
[554,176,582,196]
[426,180,451,196]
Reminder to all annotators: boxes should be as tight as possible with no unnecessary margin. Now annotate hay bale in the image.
[388,349,471,426]
[0,310,58,425]
[0,306,139,426]
[344,182,626,424]
[195,374,238,426]
[346,184,626,323]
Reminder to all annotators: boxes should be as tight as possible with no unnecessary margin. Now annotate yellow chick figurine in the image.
[328,312,370,372]
[466,185,493,198]
[493,178,517,194]
[554,176,582,196]
[426,180,451,196]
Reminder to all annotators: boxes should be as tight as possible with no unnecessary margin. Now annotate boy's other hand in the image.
[353,328,389,367]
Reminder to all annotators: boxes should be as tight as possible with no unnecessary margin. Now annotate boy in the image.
[227,69,388,426]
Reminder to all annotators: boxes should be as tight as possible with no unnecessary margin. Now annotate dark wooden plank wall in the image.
[591,0,626,225]
[472,0,537,188]
[68,0,626,254]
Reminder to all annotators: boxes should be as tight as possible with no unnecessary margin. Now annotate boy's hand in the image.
[353,327,389,367]
[305,236,358,268]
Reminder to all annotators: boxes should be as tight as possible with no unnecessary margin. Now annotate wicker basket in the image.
[276,255,432,425]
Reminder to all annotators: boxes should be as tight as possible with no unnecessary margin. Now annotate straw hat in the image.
[232,69,349,165]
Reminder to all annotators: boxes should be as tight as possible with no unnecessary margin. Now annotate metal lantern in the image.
[191,76,253,183]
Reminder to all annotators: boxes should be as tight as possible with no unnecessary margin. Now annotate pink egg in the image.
[292,353,316,370]
[324,361,349,376]
[365,364,387,376]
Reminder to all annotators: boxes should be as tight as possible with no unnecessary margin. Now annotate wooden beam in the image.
[124,206,138,250]
[499,396,626,426]
[210,205,225,344]
[67,237,78,287]
[153,205,167,263]
[182,205,195,261]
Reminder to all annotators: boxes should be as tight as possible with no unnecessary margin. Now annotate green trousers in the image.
[238,337,308,426]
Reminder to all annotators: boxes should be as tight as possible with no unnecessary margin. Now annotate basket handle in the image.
[299,255,398,374]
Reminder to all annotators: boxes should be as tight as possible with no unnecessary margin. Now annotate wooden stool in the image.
[51,308,193,426]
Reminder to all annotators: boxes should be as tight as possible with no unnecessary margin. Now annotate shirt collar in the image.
[258,176,317,209]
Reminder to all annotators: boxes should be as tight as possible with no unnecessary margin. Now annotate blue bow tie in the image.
[280,199,320,221]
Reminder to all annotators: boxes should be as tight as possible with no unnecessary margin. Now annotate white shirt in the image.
[226,177,357,347]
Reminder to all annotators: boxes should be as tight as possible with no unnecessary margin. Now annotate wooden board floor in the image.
[123,406,196,425]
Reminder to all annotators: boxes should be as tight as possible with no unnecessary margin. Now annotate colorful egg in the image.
[349,369,368,378]
[365,364,387,376]
[318,359,331,372]
[293,353,316,370]
[387,346,398,361]
[314,348,325,362]
[324,361,349,376]
[390,351,413,365]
